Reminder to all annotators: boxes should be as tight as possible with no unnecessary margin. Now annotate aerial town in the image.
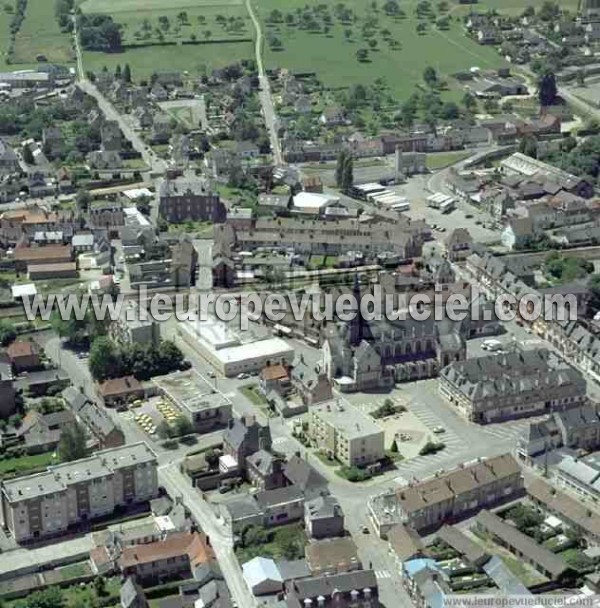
[0,0,600,607]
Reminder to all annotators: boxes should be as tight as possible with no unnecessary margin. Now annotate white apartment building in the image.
[0,442,157,542]
[308,400,384,466]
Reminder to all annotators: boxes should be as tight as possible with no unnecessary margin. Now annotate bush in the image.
[371,399,406,419]
[338,465,372,482]
[419,441,445,456]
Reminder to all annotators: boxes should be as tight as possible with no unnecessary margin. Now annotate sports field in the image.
[253,0,508,101]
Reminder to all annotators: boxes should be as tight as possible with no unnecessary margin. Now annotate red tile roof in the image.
[119,532,214,569]
[261,364,289,382]
[13,245,72,262]
[99,376,142,397]
[7,341,38,359]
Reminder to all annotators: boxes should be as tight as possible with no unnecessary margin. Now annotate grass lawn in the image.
[12,0,75,65]
[78,0,253,79]
[501,555,546,586]
[235,523,307,563]
[452,0,578,17]
[426,150,471,171]
[79,0,244,11]
[240,384,268,406]
[82,40,254,80]
[254,0,507,101]
[55,562,91,580]
[314,450,338,467]
[0,451,58,477]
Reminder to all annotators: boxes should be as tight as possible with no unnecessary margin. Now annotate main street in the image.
[159,463,255,608]
[245,0,283,166]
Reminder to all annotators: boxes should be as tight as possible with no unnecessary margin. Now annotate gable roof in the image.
[284,455,328,495]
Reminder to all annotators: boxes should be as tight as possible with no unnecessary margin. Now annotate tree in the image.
[462,92,477,112]
[89,336,121,381]
[519,135,538,159]
[355,48,368,62]
[123,63,131,83]
[204,448,219,468]
[336,151,353,191]
[390,439,399,453]
[19,587,64,608]
[174,415,194,437]
[423,66,437,88]
[538,70,557,107]
[58,422,88,462]
[93,576,107,597]
[590,274,600,314]
[157,420,172,440]
[22,144,34,165]
[0,320,16,346]
[114,64,122,79]
[76,188,92,211]
[8,413,22,428]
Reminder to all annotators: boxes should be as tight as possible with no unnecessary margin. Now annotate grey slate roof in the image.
[304,495,343,521]
[288,570,377,599]
[120,577,146,608]
[255,485,303,509]
[283,456,328,497]
[440,349,586,401]
[476,510,570,579]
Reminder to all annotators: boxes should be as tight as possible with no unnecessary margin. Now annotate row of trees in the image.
[54,0,74,32]
[335,150,354,192]
[88,337,185,381]
[4,0,27,65]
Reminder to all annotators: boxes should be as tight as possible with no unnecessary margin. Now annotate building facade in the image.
[308,401,384,466]
[368,454,524,535]
[439,349,587,423]
[0,443,158,542]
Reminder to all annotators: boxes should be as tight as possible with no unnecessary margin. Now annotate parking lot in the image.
[127,395,183,438]
[344,395,440,460]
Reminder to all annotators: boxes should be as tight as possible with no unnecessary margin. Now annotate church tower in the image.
[349,273,363,347]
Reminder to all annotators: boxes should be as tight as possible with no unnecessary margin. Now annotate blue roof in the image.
[403,558,439,579]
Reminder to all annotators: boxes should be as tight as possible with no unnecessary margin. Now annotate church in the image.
[321,278,468,393]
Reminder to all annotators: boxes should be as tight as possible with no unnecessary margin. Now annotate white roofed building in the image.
[178,318,295,377]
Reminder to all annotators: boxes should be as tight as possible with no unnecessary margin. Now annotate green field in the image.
[452,0,579,16]
[82,39,253,79]
[254,0,508,101]
[78,0,253,78]
[12,0,75,65]
[84,5,251,47]
[79,0,243,10]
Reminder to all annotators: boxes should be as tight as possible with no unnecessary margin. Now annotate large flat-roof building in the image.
[0,442,157,543]
[439,349,587,424]
[178,318,295,377]
[153,369,232,433]
[308,400,384,467]
[368,454,523,536]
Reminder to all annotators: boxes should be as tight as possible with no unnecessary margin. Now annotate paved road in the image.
[159,463,255,608]
[245,0,283,166]
[73,13,167,181]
